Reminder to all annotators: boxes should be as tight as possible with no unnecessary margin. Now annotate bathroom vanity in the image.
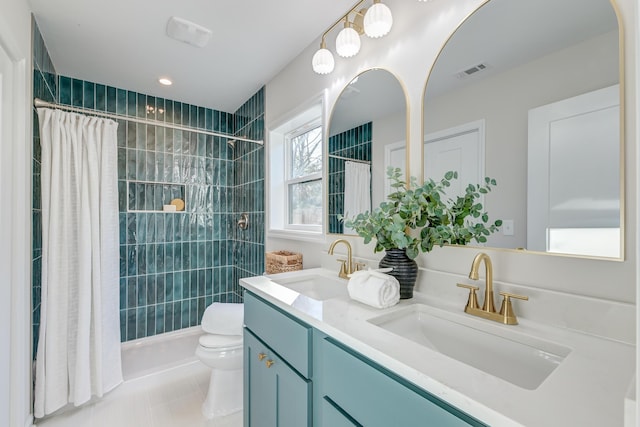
[241,269,635,426]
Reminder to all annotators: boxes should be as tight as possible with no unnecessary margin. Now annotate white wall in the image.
[0,0,33,426]
[266,0,636,304]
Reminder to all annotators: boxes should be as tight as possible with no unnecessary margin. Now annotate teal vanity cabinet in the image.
[315,335,487,427]
[243,290,486,427]
[243,291,312,427]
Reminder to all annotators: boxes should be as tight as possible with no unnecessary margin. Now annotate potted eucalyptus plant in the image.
[344,167,502,299]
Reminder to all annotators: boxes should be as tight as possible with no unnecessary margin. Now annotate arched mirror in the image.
[327,69,407,234]
[423,0,622,258]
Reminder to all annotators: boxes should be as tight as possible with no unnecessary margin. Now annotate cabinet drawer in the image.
[322,338,487,427]
[244,291,311,377]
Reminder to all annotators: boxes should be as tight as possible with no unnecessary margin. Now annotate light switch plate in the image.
[503,220,514,236]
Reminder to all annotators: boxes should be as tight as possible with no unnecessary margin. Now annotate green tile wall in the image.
[328,122,372,233]
[31,19,265,348]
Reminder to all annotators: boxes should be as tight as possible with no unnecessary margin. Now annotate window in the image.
[285,126,322,229]
[268,97,325,239]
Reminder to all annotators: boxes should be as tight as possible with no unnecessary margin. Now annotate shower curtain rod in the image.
[33,98,264,145]
[328,154,371,164]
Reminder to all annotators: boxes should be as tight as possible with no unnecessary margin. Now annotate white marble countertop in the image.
[240,268,635,427]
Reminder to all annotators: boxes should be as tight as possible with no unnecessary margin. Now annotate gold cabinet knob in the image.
[265,359,275,368]
[258,353,267,361]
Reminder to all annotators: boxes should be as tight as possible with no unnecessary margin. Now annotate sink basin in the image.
[368,304,571,390]
[268,269,348,301]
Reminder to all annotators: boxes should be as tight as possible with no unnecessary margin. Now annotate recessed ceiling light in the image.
[158,78,173,86]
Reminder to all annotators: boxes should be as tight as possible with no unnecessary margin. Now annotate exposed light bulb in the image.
[364,0,393,38]
[312,41,335,74]
[336,25,361,58]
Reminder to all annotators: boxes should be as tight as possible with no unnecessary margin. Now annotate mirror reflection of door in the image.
[528,84,620,258]
[424,120,485,200]
[422,0,621,258]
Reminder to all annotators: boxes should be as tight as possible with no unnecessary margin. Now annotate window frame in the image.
[283,121,323,232]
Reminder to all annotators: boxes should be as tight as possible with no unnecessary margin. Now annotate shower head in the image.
[227,139,236,149]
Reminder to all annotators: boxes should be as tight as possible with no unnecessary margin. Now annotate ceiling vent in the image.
[166,17,212,48]
[455,62,491,79]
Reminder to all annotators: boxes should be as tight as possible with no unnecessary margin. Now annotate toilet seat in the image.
[199,334,242,350]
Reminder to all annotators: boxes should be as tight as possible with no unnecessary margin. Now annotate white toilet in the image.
[195,302,244,419]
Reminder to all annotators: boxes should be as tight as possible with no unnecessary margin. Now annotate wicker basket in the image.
[265,250,303,274]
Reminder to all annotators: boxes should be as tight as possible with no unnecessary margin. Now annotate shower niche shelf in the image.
[126,180,186,213]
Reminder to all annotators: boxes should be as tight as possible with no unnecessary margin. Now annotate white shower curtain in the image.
[34,108,123,418]
[344,161,371,234]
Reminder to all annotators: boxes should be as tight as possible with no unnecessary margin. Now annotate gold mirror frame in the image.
[420,0,625,260]
[326,68,410,236]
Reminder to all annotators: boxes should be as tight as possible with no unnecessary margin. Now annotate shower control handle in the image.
[265,359,275,368]
[258,353,267,361]
[237,212,249,230]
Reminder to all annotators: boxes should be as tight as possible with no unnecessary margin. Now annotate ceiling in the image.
[29,0,356,113]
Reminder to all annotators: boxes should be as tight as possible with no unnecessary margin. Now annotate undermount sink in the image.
[267,269,348,301]
[368,304,571,390]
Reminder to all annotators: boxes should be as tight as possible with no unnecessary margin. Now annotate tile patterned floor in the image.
[35,361,242,427]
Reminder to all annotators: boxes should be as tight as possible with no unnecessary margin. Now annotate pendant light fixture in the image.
[312,39,335,74]
[364,0,393,38]
[311,0,393,75]
[336,18,361,58]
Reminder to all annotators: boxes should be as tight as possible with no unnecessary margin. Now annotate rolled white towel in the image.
[201,302,244,335]
[347,270,400,309]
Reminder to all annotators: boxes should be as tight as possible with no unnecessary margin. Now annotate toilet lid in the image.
[199,334,242,349]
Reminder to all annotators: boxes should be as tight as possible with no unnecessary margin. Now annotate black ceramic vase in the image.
[379,248,418,299]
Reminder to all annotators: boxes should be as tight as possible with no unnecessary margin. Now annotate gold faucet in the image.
[457,252,528,325]
[328,239,364,279]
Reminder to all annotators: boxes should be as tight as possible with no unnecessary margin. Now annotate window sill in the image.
[267,228,327,243]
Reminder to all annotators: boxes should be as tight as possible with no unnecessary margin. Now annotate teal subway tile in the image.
[127,91,137,116]
[156,244,165,273]
[146,96,156,119]
[117,120,126,148]
[126,122,136,149]
[146,274,156,304]
[189,105,197,128]
[120,310,127,342]
[164,303,174,333]
[127,277,137,308]
[197,269,205,296]
[146,244,156,274]
[126,308,137,341]
[156,98,166,122]
[165,272,174,303]
[173,301,182,330]
[137,244,147,275]
[137,93,146,118]
[146,305,156,337]
[136,123,147,150]
[83,81,95,109]
[59,76,71,105]
[116,88,126,114]
[136,307,146,339]
[189,299,198,326]
[137,276,147,306]
[71,79,83,107]
[147,124,156,151]
[156,274,166,304]
[155,304,165,335]
[181,301,190,328]
[106,86,117,113]
[173,272,183,301]
[173,102,183,125]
